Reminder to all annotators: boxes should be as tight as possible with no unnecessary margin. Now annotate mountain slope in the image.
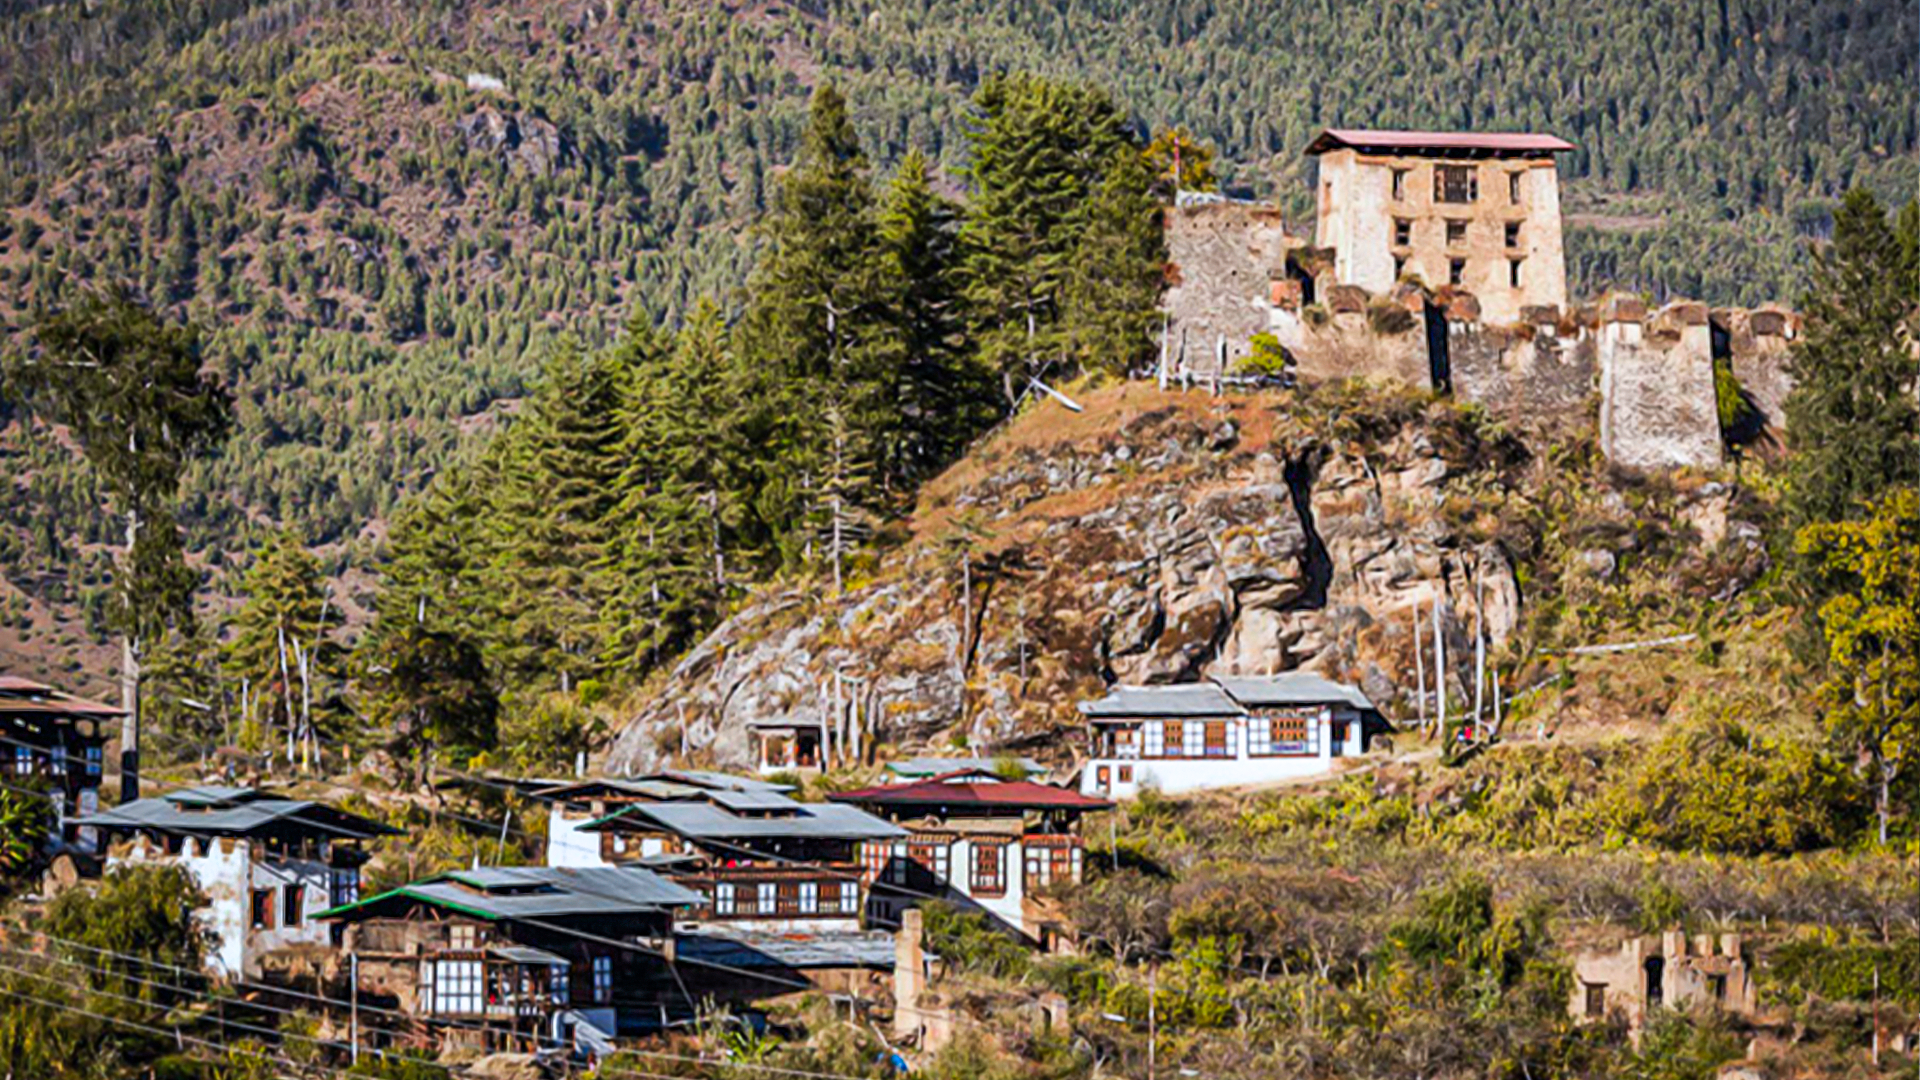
[0,0,1910,693]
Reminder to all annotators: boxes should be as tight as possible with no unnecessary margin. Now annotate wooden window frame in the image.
[281,883,303,928]
[1434,165,1477,204]
[970,843,1006,897]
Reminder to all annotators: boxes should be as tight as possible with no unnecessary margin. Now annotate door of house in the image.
[1096,765,1111,793]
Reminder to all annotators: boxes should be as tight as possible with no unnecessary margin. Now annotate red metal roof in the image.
[1306,128,1575,157]
[828,771,1112,812]
[0,673,125,719]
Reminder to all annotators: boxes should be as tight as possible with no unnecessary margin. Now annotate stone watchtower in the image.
[1307,129,1573,325]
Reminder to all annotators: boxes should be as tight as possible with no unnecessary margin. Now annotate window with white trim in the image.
[1182,721,1204,757]
[84,747,102,776]
[1142,722,1164,757]
[758,882,776,914]
[800,881,819,914]
[715,883,736,915]
[330,867,360,907]
[591,955,612,1004]
[1248,719,1271,756]
[433,960,483,1015]
[550,962,570,1004]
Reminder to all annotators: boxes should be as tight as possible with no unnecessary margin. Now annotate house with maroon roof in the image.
[0,674,116,850]
[828,770,1111,945]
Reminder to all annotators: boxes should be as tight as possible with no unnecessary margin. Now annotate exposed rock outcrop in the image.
[605,385,1531,777]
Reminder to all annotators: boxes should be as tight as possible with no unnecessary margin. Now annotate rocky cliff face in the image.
[605,382,1551,776]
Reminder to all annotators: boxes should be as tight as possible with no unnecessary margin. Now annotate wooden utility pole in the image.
[349,953,360,1065]
[1432,598,1447,737]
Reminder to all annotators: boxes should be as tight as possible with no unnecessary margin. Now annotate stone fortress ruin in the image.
[1162,128,1799,470]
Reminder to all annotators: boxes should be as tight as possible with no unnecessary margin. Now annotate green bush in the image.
[922,901,1032,980]
[1768,936,1920,1007]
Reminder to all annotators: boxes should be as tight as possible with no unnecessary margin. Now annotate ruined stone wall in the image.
[1716,305,1800,437]
[1598,299,1725,471]
[1447,305,1597,430]
[1163,196,1291,379]
[1271,283,1434,388]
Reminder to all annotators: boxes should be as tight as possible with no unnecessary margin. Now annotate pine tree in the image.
[222,529,337,764]
[8,292,230,798]
[1782,190,1920,540]
[874,149,992,489]
[960,74,1131,401]
[1061,146,1167,378]
[484,343,626,690]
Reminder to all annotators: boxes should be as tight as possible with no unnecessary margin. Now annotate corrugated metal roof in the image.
[588,800,905,842]
[659,770,794,794]
[1306,128,1575,156]
[491,944,567,965]
[673,930,896,970]
[1213,673,1376,711]
[887,757,1043,778]
[322,865,701,922]
[1077,683,1245,720]
[831,773,1112,812]
[76,789,395,839]
[705,789,800,812]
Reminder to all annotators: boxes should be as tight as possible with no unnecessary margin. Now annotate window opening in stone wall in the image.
[1446,219,1467,246]
[1509,258,1524,288]
[1435,165,1476,203]
[1394,256,1407,281]
[1394,218,1411,246]
[1391,169,1408,200]
[1449,258,1466,286]
[1505,221,1521,248]
[1508,172,1523,204]
[1584,982,1606,1017]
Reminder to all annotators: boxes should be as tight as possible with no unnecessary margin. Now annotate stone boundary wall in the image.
[1162,198,1291,378]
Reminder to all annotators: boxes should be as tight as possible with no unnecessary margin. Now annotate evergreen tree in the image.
[960,74,1131,401]
[222,529,337,765]
[874,149,992,487]
[7,292,230,798]
[1061,146,1167,378]
[1782,191,1920,539]
[484,343,626,689]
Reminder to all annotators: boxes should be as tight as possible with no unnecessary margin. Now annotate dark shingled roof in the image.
[1305,128,1575,157]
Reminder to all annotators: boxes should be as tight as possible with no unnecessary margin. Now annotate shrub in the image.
[922,901,1031,980]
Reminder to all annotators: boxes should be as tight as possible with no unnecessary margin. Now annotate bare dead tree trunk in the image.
[119,506,141,802]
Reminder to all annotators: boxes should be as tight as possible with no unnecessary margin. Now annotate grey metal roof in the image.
[705,789,800,812]
[887,757,1044,778]
[673,930,896,970]
[532,778,704,802]
[491,944,567,965]
[76,789,394,840]
[590,800,905,842]
[744,716,824,730]
[659,770,794,794]
[322,865,701,922]
[1212,673,1376,711]
[1077,683,1245,720]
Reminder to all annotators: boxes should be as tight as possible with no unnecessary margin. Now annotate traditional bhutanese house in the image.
[0,674,116,850]
[573,788,904,936]
[537,771,794,871]
[828,770,1112,946]
[747,717,835,775]
[1078,673,1380,798]
[883,756,1045,784]
[77,786,395,978]
[319,866,701,1053]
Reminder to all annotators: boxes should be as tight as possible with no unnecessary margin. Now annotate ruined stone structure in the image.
[1162,192,1293,378]
[1597,298,1724,471]
[1307,128,1572,325]
[1570,931,1757,1037]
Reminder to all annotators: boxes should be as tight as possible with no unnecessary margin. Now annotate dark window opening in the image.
[1435,165,1477,203]
[1504,221,1521,248]
[1509,259,1523,288]
[1644,957,1665,1007]
[1449,258,1466,286]
[1708,974,1727,1002]
[1584,983,1606,1017]
[250,889,275,931]
[282,884,303,928]
[1446,219,1467,246]
[1390,169,1409,201]
[1393,218,1411,246]
[1508,172,1524,204]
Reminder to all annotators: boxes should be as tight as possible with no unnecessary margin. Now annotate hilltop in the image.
[604,376,1774,776]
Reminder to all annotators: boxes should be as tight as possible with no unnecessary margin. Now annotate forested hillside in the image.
[0,0,1914,693]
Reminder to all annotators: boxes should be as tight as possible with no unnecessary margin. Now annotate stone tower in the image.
[1307,128,1573,325]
